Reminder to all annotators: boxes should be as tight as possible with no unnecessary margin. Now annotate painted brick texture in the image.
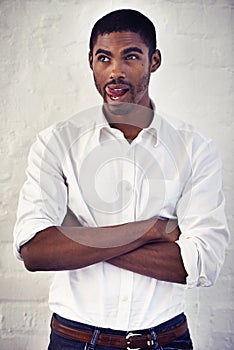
[1,1,233,349]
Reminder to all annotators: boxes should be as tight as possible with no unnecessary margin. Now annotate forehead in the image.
[93,31,148,51]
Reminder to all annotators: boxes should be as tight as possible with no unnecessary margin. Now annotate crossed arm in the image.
[20,218,187,284]
[108,242,186,284]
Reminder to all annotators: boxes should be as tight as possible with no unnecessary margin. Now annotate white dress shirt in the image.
[13,104,229,331]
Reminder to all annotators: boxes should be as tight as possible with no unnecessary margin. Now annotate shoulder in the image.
[29,106,106,163]
[155,111,221,170]
[37,106,104,146]
[157,110,214,148]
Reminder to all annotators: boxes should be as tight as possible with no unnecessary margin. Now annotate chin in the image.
[105,101,136,116]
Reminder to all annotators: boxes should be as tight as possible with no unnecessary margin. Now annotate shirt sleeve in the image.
[13,126,68,260]
[176,138,229,288]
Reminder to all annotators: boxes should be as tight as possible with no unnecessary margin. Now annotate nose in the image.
[109,60,126,80]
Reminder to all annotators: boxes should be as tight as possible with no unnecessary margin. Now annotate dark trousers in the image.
[48,313,193,350]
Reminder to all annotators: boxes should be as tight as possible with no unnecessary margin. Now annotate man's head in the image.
[89,9,157,60]
[89,9,161,116]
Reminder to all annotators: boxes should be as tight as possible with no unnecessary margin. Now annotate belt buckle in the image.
[126,332,142,350]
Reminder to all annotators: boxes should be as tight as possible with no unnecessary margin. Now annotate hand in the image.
[142,218,181,244]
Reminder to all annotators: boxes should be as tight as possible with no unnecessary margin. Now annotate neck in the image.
[103,101,154,141]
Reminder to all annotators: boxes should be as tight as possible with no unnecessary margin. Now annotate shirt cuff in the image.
[176,237,199,288]
[13,220,56,260]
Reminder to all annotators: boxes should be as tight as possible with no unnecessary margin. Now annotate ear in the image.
[89,51,93,70]
[150,49,161,73]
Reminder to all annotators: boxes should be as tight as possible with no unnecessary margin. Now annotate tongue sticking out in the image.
[106,86,129,100]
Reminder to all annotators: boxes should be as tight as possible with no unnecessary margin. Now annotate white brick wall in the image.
[1,0,233,349]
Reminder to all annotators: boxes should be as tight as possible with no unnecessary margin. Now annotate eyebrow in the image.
[95,47,144,57]
[121,47,143,55]
[95,49,112,57]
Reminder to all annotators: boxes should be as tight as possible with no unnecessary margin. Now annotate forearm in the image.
[20,219,165,272]
[108,242,187,284]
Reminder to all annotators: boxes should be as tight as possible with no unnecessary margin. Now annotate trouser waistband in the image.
[51,314,188,349]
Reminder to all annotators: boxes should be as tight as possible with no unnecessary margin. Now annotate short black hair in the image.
[89,9,157,58]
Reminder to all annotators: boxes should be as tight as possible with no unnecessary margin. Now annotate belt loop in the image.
[149,327,162,350]
[84,327,101,350]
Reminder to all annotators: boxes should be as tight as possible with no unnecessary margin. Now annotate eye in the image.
[126,54,139,60]
[98,55,110,62]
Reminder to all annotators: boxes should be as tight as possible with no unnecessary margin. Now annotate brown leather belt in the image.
[52,315,188,348]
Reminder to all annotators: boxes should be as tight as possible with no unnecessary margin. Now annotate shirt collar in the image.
[98,101,160,147]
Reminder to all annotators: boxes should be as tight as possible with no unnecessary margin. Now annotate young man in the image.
[14,9,229,350]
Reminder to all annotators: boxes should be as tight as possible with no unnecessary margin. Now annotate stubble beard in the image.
[93,71,151,116]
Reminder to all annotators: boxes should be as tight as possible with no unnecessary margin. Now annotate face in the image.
[89,32,161,115]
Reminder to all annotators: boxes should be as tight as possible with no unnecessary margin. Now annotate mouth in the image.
[105,85,130,102]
